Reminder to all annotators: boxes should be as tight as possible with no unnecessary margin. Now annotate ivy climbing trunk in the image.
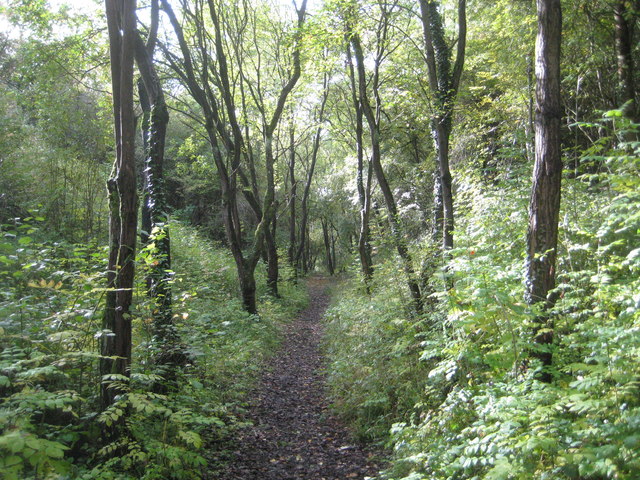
[101,0,138,410]
[134,0,184,373]
[525,0,563,382]
[418,0,466,252]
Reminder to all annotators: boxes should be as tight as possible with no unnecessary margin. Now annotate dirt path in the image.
[217,276,383,480]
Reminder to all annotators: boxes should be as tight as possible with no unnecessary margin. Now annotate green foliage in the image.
[0,217,105,479]
[166,222,308,399]
[324,120,640,479]
[0,11,111,239]
[1,216,308,478]
[89,378,211,480]
[323,270,429,442]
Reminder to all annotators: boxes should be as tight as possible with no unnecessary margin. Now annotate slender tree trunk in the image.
[434,122,454,250]
[525,0,563,382]
[321,218,334,275]
[288,122,297,271]
[266,216,279,297]
[351,32,423,313]
[294,75,328,273]
[347,43,374,285]
[160,0,307,313]
[101,0,137,410]
[331,224,337,271]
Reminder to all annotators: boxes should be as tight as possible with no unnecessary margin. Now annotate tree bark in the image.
[614,0,637,120]
[321,217,335,275]
[288,121,298,273]
[346,42,374,286]
[525,0,563,382]
[101,0,138,410]
[266,217,280,297]
[295,70,329,273]
[351,28,423,314]
[418,0,466,252]
[135,1,185,374]
[159,0,307,312]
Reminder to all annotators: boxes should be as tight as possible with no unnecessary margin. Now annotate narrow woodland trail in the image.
[217,276,383,480]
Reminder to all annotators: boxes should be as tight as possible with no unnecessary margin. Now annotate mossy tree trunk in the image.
[135,0,185,373]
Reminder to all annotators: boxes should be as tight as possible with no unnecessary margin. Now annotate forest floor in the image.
[213,276,384,480]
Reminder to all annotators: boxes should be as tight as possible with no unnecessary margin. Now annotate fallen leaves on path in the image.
[214,277,384,480]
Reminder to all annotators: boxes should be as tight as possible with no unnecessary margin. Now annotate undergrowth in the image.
[0,218,307,479]
[323,122,640,479]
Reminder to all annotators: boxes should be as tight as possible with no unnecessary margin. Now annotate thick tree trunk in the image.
[137,78,177,357]
[614,0,636,119]
[419,0,466,252]
[101,0,137,410]
[525,0,563,382]
[135,14,186,373]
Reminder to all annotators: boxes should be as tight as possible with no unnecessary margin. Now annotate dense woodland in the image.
[0,0,639,478]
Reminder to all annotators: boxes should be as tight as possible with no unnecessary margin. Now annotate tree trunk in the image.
[239,261,258,315]
[614,0,636,119]
[331,224,337,271]
[434,122,454,250]
[101,0,137,410]
[321,218,334,275]
[351,31,423,313]
[266,216,279,297]
[346,42,374,286]
[159,0,307,313]
[525,0,563,382]
[288,122,297,273]
[418,0,466,252]
[295,70,328,274]
[135,6,186,374]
